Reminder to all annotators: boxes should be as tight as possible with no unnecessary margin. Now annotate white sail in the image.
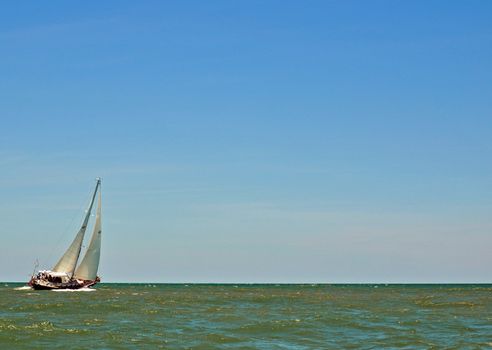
[74,190,102,280]
[52,180,100,276]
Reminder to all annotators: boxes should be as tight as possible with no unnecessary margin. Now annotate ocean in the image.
[1,283,491,349]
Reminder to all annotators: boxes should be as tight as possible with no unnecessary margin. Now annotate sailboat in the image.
[28,178,103,290]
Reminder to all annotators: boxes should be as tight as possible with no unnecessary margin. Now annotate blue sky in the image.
[1,1,491,282]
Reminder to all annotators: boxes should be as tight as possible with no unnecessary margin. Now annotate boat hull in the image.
[28,277,100,290]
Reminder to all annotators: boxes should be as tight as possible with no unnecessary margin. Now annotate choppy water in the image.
[1,284,491,349]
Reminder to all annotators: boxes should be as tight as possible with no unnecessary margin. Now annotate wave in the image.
[14,286,33,290]
[52,288,96,292]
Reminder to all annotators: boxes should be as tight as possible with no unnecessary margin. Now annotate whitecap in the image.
[52,288,96,292]
[14,286,33,291]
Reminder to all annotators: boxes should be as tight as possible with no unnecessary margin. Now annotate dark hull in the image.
[28,277,99,290]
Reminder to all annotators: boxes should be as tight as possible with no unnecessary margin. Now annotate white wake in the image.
[52,288,96,292]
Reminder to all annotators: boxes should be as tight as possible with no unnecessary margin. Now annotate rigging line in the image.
[43,183,95,268]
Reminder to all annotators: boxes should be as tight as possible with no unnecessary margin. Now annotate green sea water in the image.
[1,283,491,349]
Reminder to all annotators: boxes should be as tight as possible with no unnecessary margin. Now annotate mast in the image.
[52,178,101,277]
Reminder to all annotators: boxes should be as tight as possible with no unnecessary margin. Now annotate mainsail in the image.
[52,179,100,276]
[74,190,102,280]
